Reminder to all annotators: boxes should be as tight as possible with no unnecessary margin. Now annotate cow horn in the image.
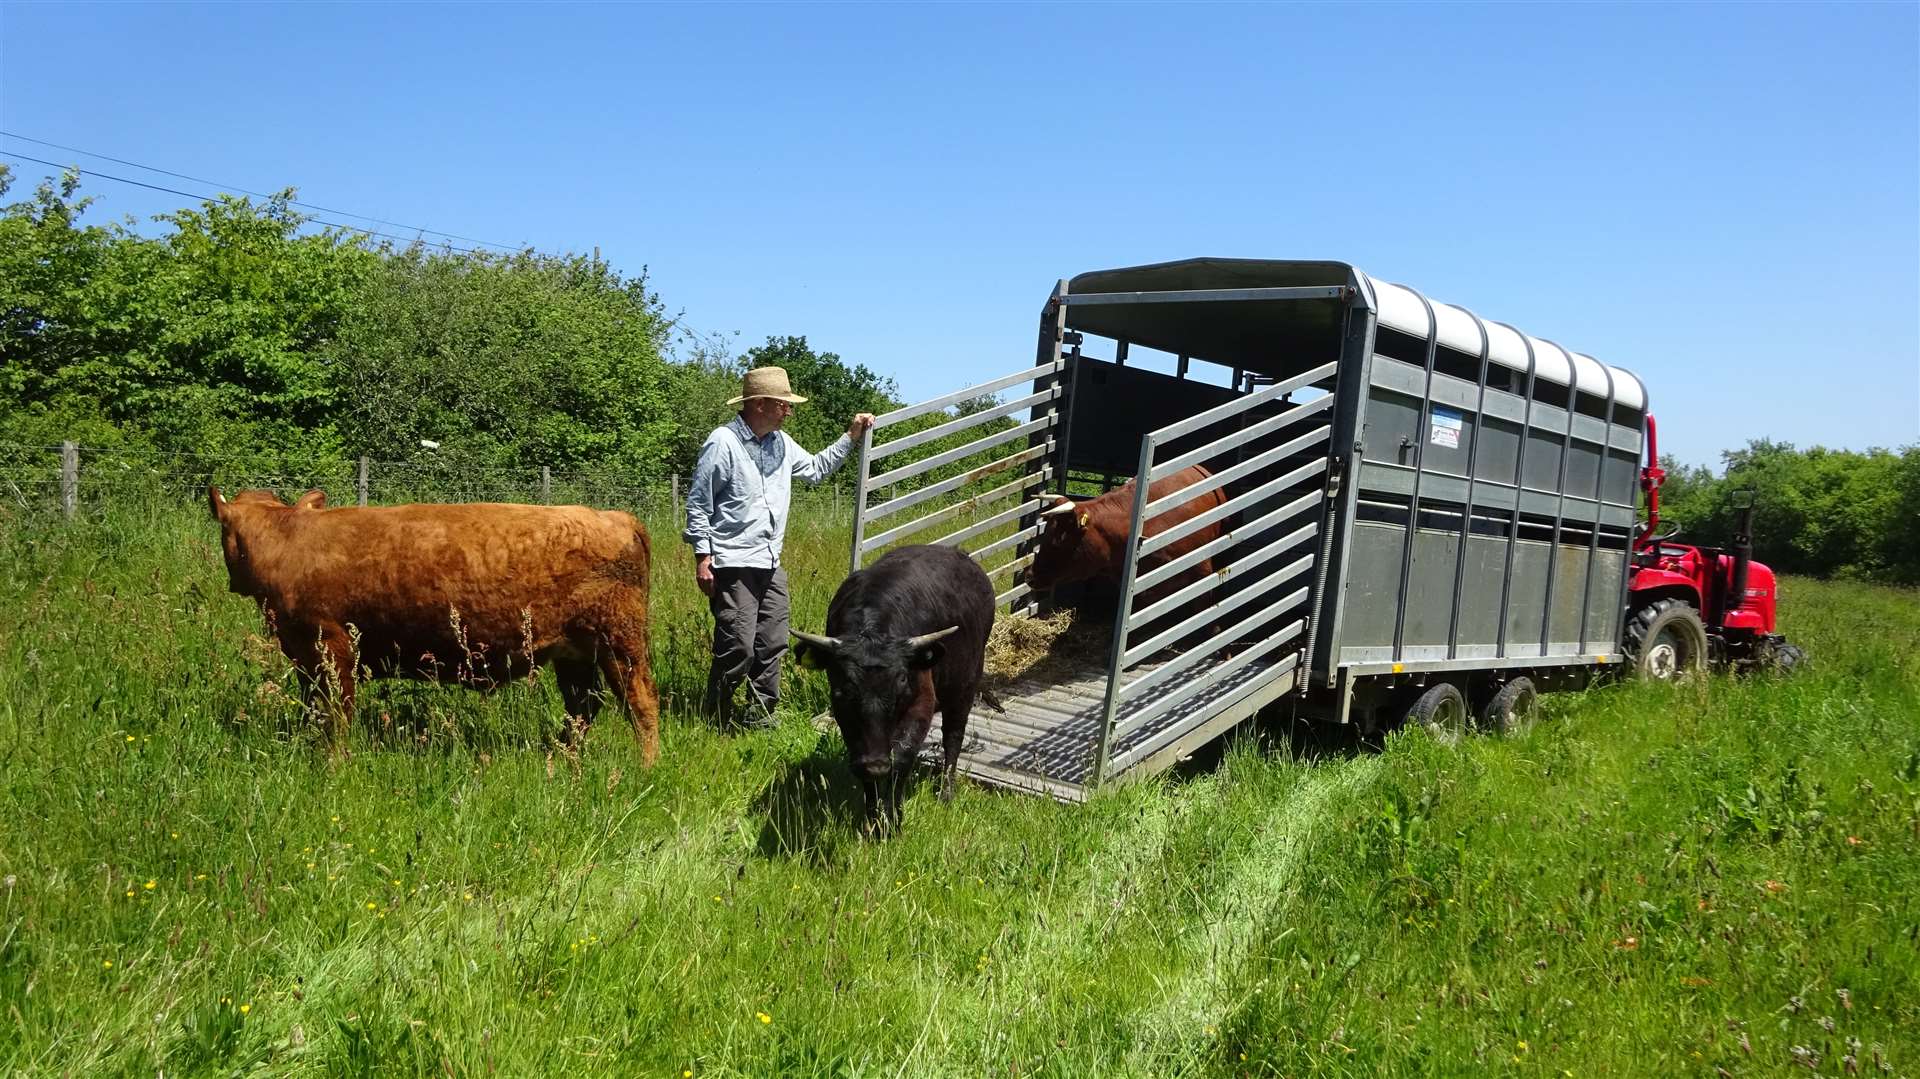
[904,625,960,650]
[790,629,842,651]
[1040,499,1077,517]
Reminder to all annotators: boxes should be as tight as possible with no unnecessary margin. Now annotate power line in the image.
[0,149,508,257]
[0,130,528,252]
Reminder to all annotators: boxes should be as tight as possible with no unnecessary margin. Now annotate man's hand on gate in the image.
[848,412,876,439]
[695,553,715,597]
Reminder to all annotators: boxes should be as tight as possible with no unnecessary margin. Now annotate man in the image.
[684,366,876,730]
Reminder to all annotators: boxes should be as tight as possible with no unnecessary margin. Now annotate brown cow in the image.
[1026,464,1229,611]
[207,487,660,762]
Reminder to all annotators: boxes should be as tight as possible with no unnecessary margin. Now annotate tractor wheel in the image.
[1480,677,1538,735]
[1625,599,1708,682]
[1407,682,1469,745]
[1770,641,1807,675]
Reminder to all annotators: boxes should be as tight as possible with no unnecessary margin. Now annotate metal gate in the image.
[1086,359,1340,784]
[848,357,1066,607]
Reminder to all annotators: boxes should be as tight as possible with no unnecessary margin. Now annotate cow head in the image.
[790,624,958,835]
[207,486,316,597]
[1027,495,1110,592]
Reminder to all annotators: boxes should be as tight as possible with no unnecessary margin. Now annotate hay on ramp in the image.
[985,609,1112,686]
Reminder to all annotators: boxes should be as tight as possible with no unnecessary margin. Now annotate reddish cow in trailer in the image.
[207,486,660,761]
[1026,464,1229,609]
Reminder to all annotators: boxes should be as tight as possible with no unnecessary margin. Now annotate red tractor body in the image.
[1625,415,1797,674]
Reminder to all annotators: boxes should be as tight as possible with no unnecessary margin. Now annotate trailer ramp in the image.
[838,347,1337,801]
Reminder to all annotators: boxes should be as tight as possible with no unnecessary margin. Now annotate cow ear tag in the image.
[1078,512,1089,528]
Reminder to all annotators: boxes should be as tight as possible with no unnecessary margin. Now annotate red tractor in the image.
[1625,415,1804,679]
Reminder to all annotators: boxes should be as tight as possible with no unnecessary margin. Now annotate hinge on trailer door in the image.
[1326,450,1347,498]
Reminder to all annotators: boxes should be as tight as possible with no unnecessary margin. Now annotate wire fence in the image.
[0,441,849,523]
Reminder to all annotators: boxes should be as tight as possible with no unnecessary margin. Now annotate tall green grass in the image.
[1,499,1914,1076]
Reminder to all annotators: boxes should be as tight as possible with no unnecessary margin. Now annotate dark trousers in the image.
[702,566,790,723]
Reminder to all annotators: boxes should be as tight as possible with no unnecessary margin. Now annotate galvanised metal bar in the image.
[1088,433,1158,789]
[860,471,1047,554]
[983,551,1036,579]
[1062,286,1348,306]
[1111,654,1302,775]
[1137,460,1326,560]
[930,497,1046,551]
[1110,622,1307,743]
[865,387,1061,463]
[1134,510,1318,595]
[870,359,1066,432]
[969,524,1041,563]
[863,443,1053,524]
[1390,292,1441,662]
[1145,361,1338,462]
[866,415,1056,491]
[995,582,1032,609]
[1120,601,1308,702]
[1129,535,1316,630]
[1142,425,1331,524]
[1446,312,1494,659]
[1123,553,1316,666]
[1577,364,1617,654]
[1538,339,1576,655]
[1307,293,1372,691]
[1149,393,1334,481]
[1493,324,1536,659]
[847,425,875,573]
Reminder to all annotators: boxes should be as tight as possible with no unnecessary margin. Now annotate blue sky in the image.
[2,2,1914,466]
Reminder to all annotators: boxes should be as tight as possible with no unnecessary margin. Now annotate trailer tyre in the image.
[1481,677,1538,735]
[1408,683,1469,745]
[1625,599,1707,682]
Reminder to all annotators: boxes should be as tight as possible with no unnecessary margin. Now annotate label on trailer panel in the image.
[1429,407,1463,449]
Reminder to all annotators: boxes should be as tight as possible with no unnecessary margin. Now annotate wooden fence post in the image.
[357,456,369,506]
[540,466,552,504]
[60,441,78,520]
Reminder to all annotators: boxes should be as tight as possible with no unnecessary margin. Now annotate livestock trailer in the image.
[841,258,1647,801]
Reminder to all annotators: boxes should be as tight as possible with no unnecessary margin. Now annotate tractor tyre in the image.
[1770,641,1807,675]
[1625,599,1708,682]
[1407,682,1469,745]
[1480,676,1539,735]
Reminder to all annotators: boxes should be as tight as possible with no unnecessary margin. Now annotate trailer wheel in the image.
[1408,683,1468,745]
[1480,677,1538,734]
[1625,599,1708,681]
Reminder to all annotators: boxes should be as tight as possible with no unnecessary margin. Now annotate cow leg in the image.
[554,658,601,741]
[288,623,358,748]
[599,651,660,767]
[937,689,975,803]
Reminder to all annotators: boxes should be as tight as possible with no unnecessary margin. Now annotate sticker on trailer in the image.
[1429,408,1462,449]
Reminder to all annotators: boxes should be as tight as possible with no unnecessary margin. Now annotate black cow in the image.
[791,544,995,835]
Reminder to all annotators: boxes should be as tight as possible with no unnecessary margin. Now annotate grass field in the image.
[1,496,1915,1076]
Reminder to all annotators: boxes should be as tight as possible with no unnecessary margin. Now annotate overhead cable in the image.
[0,129,526,252]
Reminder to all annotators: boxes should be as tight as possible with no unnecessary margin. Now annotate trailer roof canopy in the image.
[1063,257,1645,412]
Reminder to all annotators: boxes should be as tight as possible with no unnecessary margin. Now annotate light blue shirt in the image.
[683,414,854,568]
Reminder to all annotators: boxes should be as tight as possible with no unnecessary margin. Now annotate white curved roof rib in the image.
[1360,271,1643,412]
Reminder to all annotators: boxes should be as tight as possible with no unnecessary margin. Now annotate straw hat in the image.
[728,366,809,406]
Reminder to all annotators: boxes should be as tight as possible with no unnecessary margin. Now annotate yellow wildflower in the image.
[757,1011,772,1025]
[240,1003,251,1015]
[144,879,156,890]
[102,960,113,969]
